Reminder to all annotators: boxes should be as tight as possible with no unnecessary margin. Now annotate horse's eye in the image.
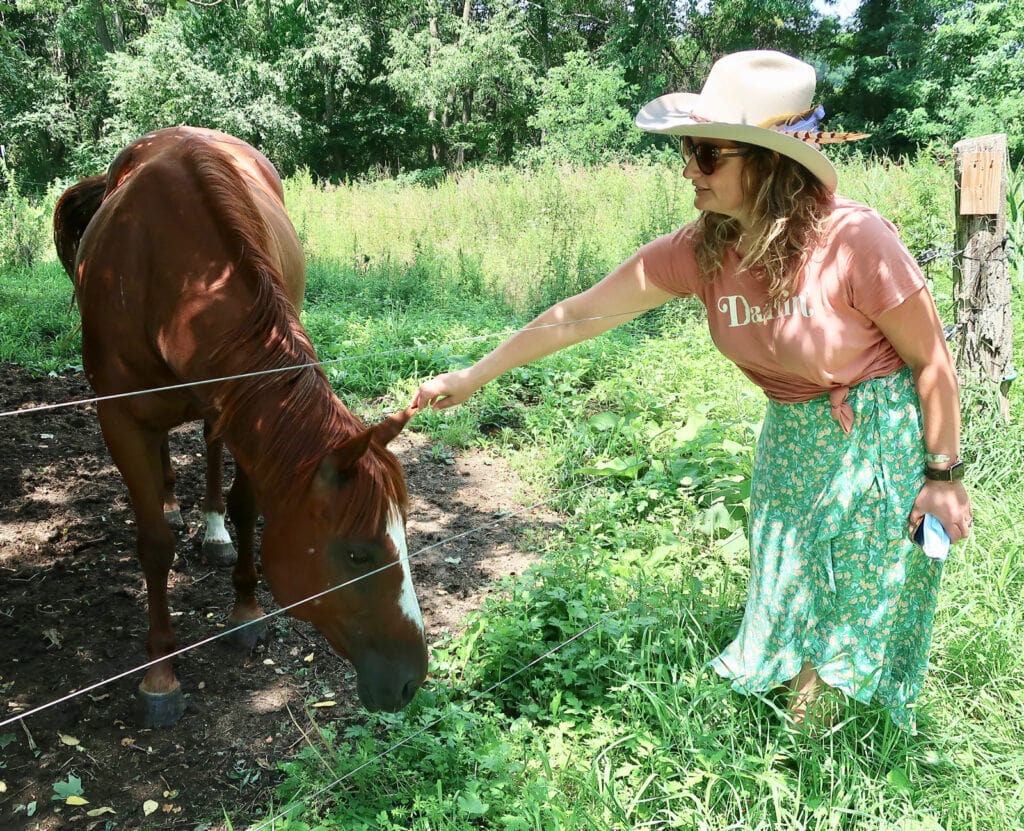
[328,540,374,569]
[348,549,372,566]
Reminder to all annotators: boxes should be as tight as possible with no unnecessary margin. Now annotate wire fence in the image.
[0,227,1002,422]
[0,410,677,826]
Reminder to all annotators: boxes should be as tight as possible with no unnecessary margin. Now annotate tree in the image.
[100,5,302,171]
[672,0,833,95]
[926,0,1024,159]
[386,0,534,168]
[824,0,951,155]
[526,50,640,164]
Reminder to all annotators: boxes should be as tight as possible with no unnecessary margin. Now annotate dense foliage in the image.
[1,0,1021,190]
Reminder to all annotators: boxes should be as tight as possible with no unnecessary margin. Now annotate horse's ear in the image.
[373,405,417,447]
[315,428,375,488]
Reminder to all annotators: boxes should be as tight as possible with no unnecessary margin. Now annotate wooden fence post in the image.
[952,133,1015,420]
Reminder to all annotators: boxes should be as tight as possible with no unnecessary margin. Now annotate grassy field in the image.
[2,156,1022,830]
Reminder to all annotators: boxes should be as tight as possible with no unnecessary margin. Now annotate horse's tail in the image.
[52,174,108,281]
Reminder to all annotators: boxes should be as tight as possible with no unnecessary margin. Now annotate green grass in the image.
[3,157,1022,831]
[0,261,82,372]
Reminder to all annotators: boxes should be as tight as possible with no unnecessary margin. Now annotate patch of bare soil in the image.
[0,363,560,830]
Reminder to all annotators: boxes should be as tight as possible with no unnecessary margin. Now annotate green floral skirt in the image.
[708,367,943,732]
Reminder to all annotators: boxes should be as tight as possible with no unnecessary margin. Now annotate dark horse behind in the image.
[53,127,427,726]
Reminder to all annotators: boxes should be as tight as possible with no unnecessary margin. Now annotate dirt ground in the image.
[0,363,559,830]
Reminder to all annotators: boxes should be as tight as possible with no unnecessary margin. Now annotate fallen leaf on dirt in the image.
[59,733,80,746]
[52,774,84,801]
[0,780,6,793]
[87,807,116,817]
[304,653,314,662]
[311,700,336,708]
[143,799,159,816]
[120,737,135,747]
[66,795,89,806]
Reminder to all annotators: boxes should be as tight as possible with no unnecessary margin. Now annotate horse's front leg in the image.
[98,408,187,727]
[224,467,268,650]
[200,421,236,566]
[160,436,183,527]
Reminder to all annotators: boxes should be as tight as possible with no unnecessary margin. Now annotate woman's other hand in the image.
[908,480,973,544]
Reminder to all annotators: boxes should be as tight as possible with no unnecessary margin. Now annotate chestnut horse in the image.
[53,127,427,726]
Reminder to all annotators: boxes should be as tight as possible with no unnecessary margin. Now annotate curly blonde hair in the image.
[693,147,832,305]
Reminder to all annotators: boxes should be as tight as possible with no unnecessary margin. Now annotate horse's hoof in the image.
[137,687,187,728]
[164,509,184,528]
[202,540,237,567]
[225,618,269,651]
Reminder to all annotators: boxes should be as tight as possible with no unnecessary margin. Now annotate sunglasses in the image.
[681,137,750,175]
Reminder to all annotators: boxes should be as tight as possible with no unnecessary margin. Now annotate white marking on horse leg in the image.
[387,505,424,634]
[203,511,232,546]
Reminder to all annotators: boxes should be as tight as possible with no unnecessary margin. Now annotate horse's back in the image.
[106,127,285,205]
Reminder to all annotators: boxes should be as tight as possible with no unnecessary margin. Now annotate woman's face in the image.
[682,138,752,228]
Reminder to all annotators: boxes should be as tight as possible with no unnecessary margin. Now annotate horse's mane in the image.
[177,138,407,531]
[52,174,108,281]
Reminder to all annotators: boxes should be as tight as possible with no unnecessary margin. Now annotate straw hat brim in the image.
[636,92,838,192]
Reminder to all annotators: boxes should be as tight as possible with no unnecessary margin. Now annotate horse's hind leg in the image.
[200,422,236,567]
[224,467,268,650]
[99,408,187,727]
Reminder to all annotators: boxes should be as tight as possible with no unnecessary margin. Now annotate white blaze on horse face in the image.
[203,511,232,546]
[386,505,424,634]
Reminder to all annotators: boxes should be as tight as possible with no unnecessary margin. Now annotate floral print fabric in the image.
[708,367,943,732]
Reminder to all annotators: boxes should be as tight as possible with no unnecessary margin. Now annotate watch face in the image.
[926,462,964,481]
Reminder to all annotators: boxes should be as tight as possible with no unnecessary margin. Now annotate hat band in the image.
[688,105,870,147]
[763,105,826,132]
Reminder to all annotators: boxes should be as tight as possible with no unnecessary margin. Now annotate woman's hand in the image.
[411,369,479,411]
[908,480,972,544]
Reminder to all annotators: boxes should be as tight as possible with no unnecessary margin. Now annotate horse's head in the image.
[260,407,427,712]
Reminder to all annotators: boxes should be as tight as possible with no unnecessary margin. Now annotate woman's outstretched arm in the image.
[412,252,675,410]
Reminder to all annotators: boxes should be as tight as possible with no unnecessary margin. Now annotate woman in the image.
[412,51,971,731]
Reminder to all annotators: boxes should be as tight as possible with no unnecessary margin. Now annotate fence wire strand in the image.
[0,309,654,419]
[247,615,609,831]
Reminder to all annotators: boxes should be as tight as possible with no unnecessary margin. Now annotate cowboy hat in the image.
[635,50,867,192]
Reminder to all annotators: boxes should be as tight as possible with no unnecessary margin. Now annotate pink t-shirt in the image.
[639,196,926,404]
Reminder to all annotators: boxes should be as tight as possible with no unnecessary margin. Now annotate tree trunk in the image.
[454,0,472,167]
[428,16,443,165]
[90,0,116,53]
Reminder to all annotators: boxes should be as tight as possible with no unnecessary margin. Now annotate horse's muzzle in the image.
[354,645,428,713]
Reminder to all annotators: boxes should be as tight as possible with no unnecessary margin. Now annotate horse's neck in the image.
[213,370,352,510]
